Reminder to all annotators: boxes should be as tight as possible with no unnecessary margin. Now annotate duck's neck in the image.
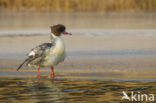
[50,33,65,51]
[51,33,58,40]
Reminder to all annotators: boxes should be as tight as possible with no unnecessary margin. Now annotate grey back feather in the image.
[26,43,54,65]
[17,42,54,71]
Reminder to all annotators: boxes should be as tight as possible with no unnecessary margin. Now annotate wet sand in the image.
[0,34,156,80]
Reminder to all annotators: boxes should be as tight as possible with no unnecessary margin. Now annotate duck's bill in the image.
[63,32,72,35]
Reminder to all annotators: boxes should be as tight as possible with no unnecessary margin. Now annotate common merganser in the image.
[17,24,72,79]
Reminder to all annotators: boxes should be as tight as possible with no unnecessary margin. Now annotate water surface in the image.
[0,78,155,103]
[0,12,156,102]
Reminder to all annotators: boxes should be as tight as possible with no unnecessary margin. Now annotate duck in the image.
[17,24,72,79]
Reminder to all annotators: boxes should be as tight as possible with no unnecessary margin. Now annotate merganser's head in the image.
[51,24,72,36]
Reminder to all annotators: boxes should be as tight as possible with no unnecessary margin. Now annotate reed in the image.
[0,0,155,12]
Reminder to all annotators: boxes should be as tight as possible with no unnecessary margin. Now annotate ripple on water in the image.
[0,78,155,103]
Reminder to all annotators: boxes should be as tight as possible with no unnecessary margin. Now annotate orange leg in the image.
[37,67,40,78]
[51,67,55,78]
[37,67,47,78]
[51,67,64,79]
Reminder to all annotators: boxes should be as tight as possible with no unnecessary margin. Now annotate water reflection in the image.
[0,78,155,103]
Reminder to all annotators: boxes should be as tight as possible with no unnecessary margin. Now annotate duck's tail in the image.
[17,58,29,71]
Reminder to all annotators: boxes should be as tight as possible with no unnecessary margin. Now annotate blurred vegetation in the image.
[0,0,156,12]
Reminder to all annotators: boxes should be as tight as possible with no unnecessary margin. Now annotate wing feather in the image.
[26,43,53,65]
[17,43,54,70]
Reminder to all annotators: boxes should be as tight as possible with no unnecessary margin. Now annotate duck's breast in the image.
[42,38,66,66]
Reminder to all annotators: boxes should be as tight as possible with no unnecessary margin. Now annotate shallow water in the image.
[0,12,156,102]
[0,34,156,81]
[0,78,155,103]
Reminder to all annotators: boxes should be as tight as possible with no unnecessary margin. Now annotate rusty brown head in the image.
[51,24,72,36]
